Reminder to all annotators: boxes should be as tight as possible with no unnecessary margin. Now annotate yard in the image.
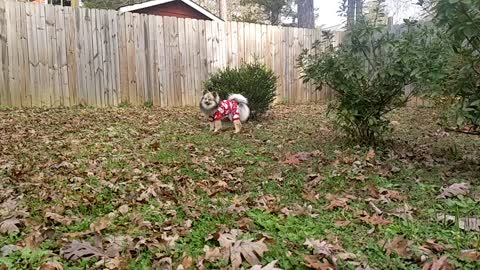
[0,105,479,269]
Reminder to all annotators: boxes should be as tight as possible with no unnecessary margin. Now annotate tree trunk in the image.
[296,0,315,29]
[218,0,228,20]
[346,0,356,30]
[355,0,363,22]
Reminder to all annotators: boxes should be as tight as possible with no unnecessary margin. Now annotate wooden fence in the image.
[0,0,343,108]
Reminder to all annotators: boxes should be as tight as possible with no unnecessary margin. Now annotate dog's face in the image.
[200,91,220,111]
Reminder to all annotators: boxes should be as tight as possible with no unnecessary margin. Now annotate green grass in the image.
[0,105,479,269]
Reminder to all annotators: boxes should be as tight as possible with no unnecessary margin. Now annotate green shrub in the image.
[416,0,480,130]
[298,10,418,145]
[204,61,277,119]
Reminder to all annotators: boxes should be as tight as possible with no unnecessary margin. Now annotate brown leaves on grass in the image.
[45,212,74,226]
[419,239,453,255]
[389,203,414,220]
[436,183,470,199]
[459,249,480,262]
[381,235,413,258]
[39,261,63,270]
[203,229,269,270]
[0,218,22,234]
[304,239,342,257]
[303,255,336,270]
[303,238,348,270]
[282,152,312,166]
[324,194,356,211]
[359,214,392,226]
[422,255,454,270]
[250,260,282,270]
[60,240,107,261]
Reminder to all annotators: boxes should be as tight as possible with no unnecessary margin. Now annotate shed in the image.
[118,0,222,22]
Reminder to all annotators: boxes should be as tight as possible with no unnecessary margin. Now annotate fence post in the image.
[0,0,9,107]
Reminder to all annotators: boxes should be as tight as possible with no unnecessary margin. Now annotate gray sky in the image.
[315,0,344,27]
[315,0,422,27]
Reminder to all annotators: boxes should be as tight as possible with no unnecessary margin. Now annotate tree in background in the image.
[342,0,364,30]
[296,0,314,28]
[241,0,296,25]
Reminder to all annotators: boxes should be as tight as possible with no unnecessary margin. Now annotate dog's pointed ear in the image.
[203,89,209,95]
[212,91,219,98]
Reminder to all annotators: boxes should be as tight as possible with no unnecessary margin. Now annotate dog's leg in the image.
[209,122,215,131]
[233,120,242,133]
[214,120,222,133]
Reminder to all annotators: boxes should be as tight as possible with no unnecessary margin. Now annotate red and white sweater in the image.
[208,100,240,122]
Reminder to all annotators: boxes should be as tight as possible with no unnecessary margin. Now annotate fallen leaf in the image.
[118,205,129,215]
[459,249,480,262]
[90,215,113,233]
[389,203,414,220]
[207,229,269,269]
[379,189,406,202]
[419,239,453,254]
[203,245,223,262]
[60,240,107,261]
[360,214,391,226]
[104,235,133,257]
[152,257,172,270]
[304,239,343,257]
[422,255,454,270]
[334,220,351,227]
[325,197,350,211]
[0,218,21,234]
[0,244,20,257]
[237,217,253,230]
[365,149,376,162]
[303,255,336,270]
[45,212,74,226]
[282,152,312,166]
[336,252,356,261]
[250,260,282,270]
[436,183,470,199]
[383,235,413,258]
[180,255,194,269]
[39,261,63,270]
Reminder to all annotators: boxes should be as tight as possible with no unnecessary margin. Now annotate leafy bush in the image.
[204,62,277,119]
[417,0,480,130]
[298,15,418,145]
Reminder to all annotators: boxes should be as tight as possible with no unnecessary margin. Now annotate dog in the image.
[199,91,250,133]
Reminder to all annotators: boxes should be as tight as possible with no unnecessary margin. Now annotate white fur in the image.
[228,94,250,122]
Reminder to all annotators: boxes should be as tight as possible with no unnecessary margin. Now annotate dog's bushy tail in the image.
[228,94,250,122]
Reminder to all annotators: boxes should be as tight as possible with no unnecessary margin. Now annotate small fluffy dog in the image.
[199,91,250,133]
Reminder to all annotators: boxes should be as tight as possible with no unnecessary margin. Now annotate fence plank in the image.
[178,18,186,106]
[0,0,8,106]
[155,16,166,107]
[135,14,146,105]
[184,18,193,106]
[198,19,207,93]
[126,12,136,105]
[19,4,31,107]
[6,1,19,107]
[55,6,69,106]
[25,3,37,106]
[100,9,110,106]
[117,13,127,104]
[147,15,157,106]
[64,7,77,106]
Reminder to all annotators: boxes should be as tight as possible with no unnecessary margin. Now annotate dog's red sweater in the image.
[208,100,240,122]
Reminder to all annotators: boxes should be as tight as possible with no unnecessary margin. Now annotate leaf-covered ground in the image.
[0,105,479,270]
